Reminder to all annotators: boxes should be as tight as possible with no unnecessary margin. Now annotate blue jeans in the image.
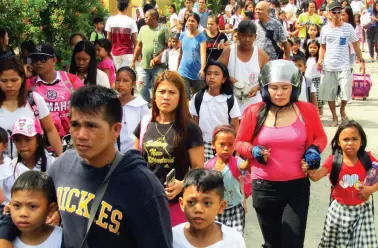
[139,67,165,103]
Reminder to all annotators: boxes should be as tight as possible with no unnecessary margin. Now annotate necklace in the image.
[155,122,173,140]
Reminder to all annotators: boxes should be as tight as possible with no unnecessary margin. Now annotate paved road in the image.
[245,52,378,248]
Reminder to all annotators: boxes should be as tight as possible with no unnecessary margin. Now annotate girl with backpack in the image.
[189,60,241,162]
[302,120,378,247]
[205,125,251,235]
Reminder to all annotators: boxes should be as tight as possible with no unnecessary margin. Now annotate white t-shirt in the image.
[298,75,316,102]
[283,3,298,21]
[178,8,188,21]
[170,13,179,31]
[305,57,321,79]
[0,153,55,205]
[161,48,181,71]
[172,222,246,248]
[351,0,364,15]
[96,69,110,88]
[13,226,62,248]
[230,14,242,29]
[0,92,50,158]
[189,92,241,142]
[119,97,149,153]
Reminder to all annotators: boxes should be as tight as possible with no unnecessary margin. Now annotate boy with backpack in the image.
[90,16,106,42]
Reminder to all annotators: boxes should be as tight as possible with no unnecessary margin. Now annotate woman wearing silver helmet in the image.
[235,60,327,248]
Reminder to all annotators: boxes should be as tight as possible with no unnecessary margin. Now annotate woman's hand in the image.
[358,185,375,201]
[46,211,61,226]
[243,198,248,213]
[198,70,205,80]
[301,159,309,173]
[165,180,184,200]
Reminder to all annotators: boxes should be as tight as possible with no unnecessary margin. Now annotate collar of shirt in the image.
[125,96,148,107]
[203,91,229,103]
[36,71,61,85]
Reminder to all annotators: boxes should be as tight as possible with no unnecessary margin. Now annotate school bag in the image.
[218,13,225,30]
[205,156,252,198]
[194,89,234,123]
[330,150,372,202]
[29,71,76,137]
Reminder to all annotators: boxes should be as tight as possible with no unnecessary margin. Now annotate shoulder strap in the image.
[60,71,74,93]
[228,156,242,180]
[359,151,373,171]
[205,156,217,169]
[80,152,124,248]
[194,90,205,119]
[330,151,343,188]
[227,95,234,124]
[258,21,282,57]
[139,115,152,150]
[27,91,39,118]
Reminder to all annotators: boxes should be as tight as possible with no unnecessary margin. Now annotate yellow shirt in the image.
[297,13,322,38]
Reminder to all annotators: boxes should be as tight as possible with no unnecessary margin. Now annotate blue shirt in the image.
[221,157,244,209]
[178,31,207,80]
[194,9,210,28]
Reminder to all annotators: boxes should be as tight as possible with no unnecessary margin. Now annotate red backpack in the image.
[218,14,225,30]
[205,156,252,198]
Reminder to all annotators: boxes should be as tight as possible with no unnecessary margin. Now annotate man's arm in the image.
[282,41,291,60]
[131,41,143,69]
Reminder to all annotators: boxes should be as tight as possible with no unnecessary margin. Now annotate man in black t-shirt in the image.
[0,86,172,248]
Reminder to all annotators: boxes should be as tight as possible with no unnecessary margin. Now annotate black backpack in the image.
[194,89,234,123]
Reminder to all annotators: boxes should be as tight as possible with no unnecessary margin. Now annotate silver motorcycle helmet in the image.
[258,60,303,105]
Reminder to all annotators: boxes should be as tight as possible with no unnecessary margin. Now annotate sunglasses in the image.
[331,10,341,14]
[30,55,52,63]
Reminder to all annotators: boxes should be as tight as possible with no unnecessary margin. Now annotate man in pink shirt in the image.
[105,0,138,69]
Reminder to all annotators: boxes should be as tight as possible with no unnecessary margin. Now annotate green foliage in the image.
[0,0,108,66]
[169,0,225,16]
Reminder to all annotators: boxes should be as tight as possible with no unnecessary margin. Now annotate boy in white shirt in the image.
[173,168,246,248]
[10,171,62,248]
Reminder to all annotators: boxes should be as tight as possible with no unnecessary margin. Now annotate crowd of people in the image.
[0,0,377,247]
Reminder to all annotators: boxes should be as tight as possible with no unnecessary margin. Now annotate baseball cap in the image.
[28,44,56,58]
[328,1,342,10]
[10,117,43,140]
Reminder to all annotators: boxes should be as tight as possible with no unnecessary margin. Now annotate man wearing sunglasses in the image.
[317,1,365,127]
[27,44,84,138]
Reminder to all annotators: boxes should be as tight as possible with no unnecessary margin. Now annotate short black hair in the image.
[143,3,154,14]
[147,9,159,20]
[293,37,301,45]
[117,0,130,11]
[0,127,8,144]
[20,40,35,54]
[238,20,257,34]
[292,55,306,64]
[93,16,104,24]
[182,169,224,199]
[11,171,57,204]
[70,85,122,126]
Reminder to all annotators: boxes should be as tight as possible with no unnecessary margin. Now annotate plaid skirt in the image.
[312,77,324,107]
[204,142,215,162]
[318,200,378,248]
[215,203,245,235]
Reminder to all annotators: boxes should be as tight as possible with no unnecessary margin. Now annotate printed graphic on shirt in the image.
[339,173,362,190]
[144,136,174,168]
[56,187,123,235]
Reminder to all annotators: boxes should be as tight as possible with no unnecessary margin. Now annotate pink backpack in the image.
[205,156,252,199]
[29,71,74,137]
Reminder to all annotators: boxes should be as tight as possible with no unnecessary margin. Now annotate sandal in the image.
[341,116,348,122]
[329,120,338,127]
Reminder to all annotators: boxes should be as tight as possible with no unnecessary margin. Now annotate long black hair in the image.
[204,60,233,95]
[14,134,47,176]
[303,24,320,51]
[374,1,378,17]
[343,6,356,28]
[94,38,112,58]
[331,120,367,156]
[116,66,137,96]
[0,28,8,53]
[70,40,97,86]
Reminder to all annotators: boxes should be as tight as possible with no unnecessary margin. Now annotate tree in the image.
[0,0,108,66]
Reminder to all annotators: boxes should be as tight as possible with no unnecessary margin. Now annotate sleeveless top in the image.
[252,113,307,182]
[228,44,262,113]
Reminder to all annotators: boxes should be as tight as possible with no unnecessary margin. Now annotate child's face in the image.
[168,38,173,49]
[354,15,360,23]
[205,65,225,89]
[95,44,108,59]
[292,43,300,52]
[115,71,135,96]
[294,60,306,73]
[279,13,286,20]
[13,135,38,160]
[180,186,226,230]
[212,132,235,162]
[95,22,104,31]
[338,127,362,157]
[10,190,56,233]
[232,32,238,43]
[308,26,318,37]
[308,43,319,56]
[171,38,179,49]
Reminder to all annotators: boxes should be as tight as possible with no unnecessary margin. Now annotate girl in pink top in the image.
[95,39,116,86]
[236,60,327,248]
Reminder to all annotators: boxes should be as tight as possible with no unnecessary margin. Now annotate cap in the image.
[10,117,43,139]
[258,60,302,88]
[28,44,56,57]
[327,1,342,10]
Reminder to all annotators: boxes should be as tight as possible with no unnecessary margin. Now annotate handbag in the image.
[232,45,255,101]
[258,21,284,59]
[80,152,124,248]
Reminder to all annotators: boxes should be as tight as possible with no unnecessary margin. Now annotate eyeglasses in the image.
[30,55,52,63]
[331,10,341,14]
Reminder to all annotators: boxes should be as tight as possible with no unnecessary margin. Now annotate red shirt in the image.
[323,153,377,205]
[235,101,327,161]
